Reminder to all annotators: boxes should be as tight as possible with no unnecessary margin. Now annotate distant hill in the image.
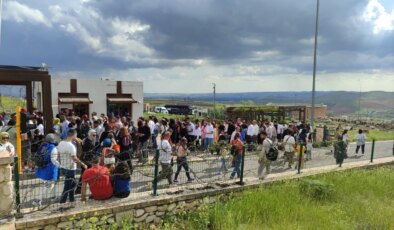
[145,91,394,117]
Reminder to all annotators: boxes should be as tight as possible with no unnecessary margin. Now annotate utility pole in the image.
[311,0,320,129]
[213,83,216,119]
[358,78,361,120]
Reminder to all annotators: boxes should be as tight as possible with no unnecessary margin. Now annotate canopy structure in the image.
[226,105,306,122]
[0,65,53,133]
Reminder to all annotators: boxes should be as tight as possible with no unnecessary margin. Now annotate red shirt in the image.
[82,165,113,200]
[231,139,243,156]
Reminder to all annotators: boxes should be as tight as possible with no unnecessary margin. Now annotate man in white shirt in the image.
[154,132,174,186]
[147,116,155,134]
[58,129,87,203]
[252,120,259,142]
[186,118,196,143]
[204,119,214,150]
[283,130,296,169]
[246,121,255,144]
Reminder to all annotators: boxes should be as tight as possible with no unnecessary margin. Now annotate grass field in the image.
[0,95,26,113]
[348,129,394,142]
[161,167,394,230]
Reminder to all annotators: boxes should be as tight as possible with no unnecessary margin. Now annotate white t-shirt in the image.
[36,124,44,136]
[148,120,155,134]
[158,139,172,164]
[187,123,195,136]
[355,134,366,146]
[194,127,202,138]
[204,124,214,138]
[253,124,259,136]
[283,135,296,152]
[0,142,15,156]
[58,141,77,170]
[247,125,255,136]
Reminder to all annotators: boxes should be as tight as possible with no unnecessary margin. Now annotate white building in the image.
[34,78,143,120]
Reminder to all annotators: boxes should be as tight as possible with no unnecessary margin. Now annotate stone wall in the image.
[0,153,14,218]
[15,194,222,230]
[13,157,394,230]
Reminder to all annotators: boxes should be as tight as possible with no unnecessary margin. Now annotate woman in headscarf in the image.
[0,132,15,156]
[76,129,99,194]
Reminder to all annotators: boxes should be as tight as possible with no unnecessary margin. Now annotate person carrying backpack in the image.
[258,131,273,179]
[34,134,60,206]
[118,127,133,171]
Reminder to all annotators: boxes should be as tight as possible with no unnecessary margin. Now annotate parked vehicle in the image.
[165,105,193,115]
[154,106,169,114]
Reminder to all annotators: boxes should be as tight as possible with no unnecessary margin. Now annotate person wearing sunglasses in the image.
[0,132,15,156]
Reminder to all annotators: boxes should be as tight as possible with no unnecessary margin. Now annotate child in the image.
[218,140,229,175]
[112,162,131,198]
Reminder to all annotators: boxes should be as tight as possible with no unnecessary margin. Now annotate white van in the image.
[154,106,169,114]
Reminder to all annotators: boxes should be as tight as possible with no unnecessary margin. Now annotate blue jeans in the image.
[60,169,76,203]
[231,155,242,178]
[219,157,228,173]
[204,138,213,150]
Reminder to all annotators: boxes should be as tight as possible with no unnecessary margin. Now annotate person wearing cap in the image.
[81,155,113,201]
[0,132,15,156]
[34,134,60,206]
[173,137,194,183]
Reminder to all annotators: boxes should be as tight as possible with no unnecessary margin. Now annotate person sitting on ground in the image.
[112,162,131,198]
[81,155,113,201]
[173,137,194,183]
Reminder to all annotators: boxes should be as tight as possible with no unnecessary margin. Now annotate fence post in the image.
[370,139,375,163]
[152,149,160,196]
[298,144,303,174]
[238,146,246,185]
[13,156,21,217]
[392,140,394,156]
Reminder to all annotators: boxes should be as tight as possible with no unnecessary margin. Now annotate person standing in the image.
[283,130,296,169]
[257,131,272,179]
[355,129,366,155]
[153,132,174,186]
[173,138,194,183]
[230,133,243,179]
[204,119,214,151]
[58,129,87,204]
[34,134,60,206]
[334,136,347,167]
[0,132,15,156]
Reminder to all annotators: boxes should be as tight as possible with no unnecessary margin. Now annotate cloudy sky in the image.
[1,0,393,93]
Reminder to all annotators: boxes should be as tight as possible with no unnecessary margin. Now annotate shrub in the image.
[299,179,334,200]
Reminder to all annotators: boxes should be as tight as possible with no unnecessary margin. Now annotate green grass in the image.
[162,167,394,230]
[0,95,26,113]
[348,129,394,142]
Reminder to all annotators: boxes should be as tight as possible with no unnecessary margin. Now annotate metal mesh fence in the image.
[12,139,394,216]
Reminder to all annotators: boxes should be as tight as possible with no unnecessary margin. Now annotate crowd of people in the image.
[0,110,368,206]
